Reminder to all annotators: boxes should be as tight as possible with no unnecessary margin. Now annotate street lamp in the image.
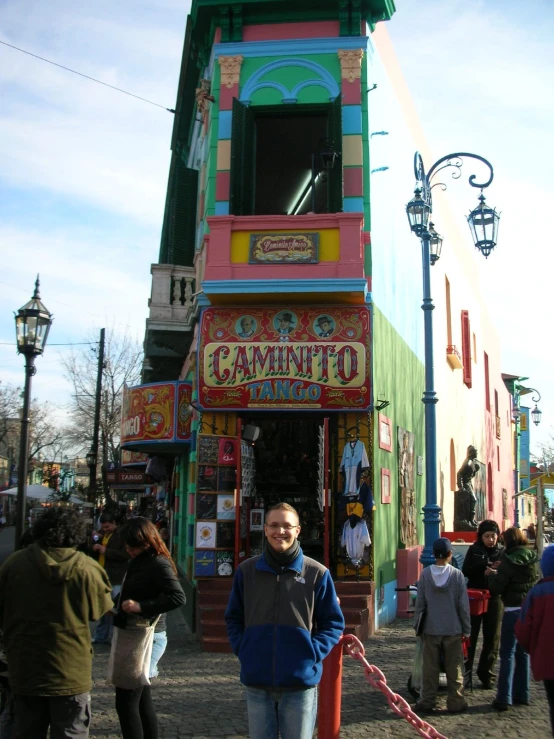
[86,448,97,503]
[406,152,499,566]
[14,276,53,548]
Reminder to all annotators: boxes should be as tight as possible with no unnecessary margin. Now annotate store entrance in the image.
[247,417,326,564]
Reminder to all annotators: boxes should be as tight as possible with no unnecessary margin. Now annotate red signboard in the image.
[121,381,192,447]
[198,307,371,410]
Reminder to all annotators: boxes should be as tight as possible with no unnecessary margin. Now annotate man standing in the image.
[92,511,130,644]
[225,503,344,739]
[413,537,471,714]
[0,507,113,738]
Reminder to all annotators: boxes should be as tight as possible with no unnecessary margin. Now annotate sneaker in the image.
[491,700,509,712]
[512,698,530,706]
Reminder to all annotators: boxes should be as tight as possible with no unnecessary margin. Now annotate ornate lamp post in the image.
[512,386,542,528]
[406,152,500,566]
[14,277,53,547]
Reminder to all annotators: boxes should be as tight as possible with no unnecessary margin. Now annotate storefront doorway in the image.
[247,417,327,563]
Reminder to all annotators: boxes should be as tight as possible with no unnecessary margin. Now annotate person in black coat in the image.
[462,519,504,688]
[113,517,185,739]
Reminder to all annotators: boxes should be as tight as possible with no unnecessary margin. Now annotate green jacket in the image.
[487,546,539,607]
[0,543,113,696]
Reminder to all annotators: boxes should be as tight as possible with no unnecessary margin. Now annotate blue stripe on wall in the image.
[342,105,362,135]
[218,110,232,140]
[343,196,365,212]
[215,201,230,215]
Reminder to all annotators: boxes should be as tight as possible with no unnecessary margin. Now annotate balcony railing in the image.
[446,344,463,370]
[147,264,196,331]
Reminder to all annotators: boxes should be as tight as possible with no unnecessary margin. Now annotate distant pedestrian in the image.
[413,537,471,714]
[225,502,344,739]
[111,517,185,739]
[0,507,112,738]
[462,519,504,688]
[514,544,554,735]
[489,526,539,711]
[92,512,131,644]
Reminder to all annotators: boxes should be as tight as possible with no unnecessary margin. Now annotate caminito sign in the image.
[198,307,371,410]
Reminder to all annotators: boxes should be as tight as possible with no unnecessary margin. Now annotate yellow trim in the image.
[231,229,340,263]
[342,135,363,166]
[216,140,231,171]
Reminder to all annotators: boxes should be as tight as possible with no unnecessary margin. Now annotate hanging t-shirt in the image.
[340,440,370,496]
[341,519,371,562]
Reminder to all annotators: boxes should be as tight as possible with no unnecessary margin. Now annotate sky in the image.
[0,0,553,455]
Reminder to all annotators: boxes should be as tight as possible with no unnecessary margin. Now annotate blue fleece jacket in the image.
[225,550,344,688]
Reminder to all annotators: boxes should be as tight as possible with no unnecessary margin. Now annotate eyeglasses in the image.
[265,523,299,531]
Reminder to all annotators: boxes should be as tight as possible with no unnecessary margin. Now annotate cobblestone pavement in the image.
[90,614,552,739]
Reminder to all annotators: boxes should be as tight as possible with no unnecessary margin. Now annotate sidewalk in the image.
[90,615,551,739]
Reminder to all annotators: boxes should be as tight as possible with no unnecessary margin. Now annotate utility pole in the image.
[88,328,105,502]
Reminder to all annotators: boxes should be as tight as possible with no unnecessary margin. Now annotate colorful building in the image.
[125,0,515,640]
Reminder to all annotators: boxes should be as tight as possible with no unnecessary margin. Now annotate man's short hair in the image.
[33,507,86,548]
[265,503,300,524]
[99,512,116,524]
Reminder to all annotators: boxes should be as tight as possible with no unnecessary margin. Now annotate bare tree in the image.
[61,326,143,463]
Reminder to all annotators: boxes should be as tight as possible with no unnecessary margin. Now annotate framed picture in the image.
[195,521,216,548]
[197,494,216,519]
[197,436,219,464]
[381,468,391,504]
[198,465,218,491]
[378,413,392,452]
[218,438,237,466]
[194,550,216,577]
[250,509,264,531]
[218,466,237,492]
[217,522,235,549]
[217,494,236,520]
[216,551,234,576]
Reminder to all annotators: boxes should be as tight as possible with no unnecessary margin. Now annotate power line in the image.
[0,342,96,346]
[0,39,175,114]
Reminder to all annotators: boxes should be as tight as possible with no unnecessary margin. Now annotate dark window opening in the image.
[230,99,343,217]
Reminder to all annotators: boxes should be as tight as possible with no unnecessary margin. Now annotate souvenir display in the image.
[217,466,237,492]
[198,465,218,491]
[217,522,234,549]
[218,438,237,466]
[197,436,219,465]
[241,440,256,498]
[340,439,370,496]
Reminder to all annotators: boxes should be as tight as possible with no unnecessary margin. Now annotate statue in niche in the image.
[454,445,479,531]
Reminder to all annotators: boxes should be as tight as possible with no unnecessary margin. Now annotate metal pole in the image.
[89,328,105,500]
[15,354,36,549]
[513,416,520,527]
[419,232,440,567]
[537,474,544,560]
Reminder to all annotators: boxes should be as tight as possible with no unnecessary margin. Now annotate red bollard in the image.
[317,638,344,739]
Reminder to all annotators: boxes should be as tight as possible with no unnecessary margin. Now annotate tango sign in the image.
[198,307,371,410]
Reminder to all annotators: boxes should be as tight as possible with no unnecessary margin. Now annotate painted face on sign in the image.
[241,317,253,333]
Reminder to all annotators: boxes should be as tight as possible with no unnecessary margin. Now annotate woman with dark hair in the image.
[112,517,185,739]
[462,519,504,688]
[488,526,539,711]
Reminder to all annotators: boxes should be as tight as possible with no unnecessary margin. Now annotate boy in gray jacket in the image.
[413,537,471,713]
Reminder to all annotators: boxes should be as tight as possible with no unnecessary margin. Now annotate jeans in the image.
[244,686,317,739]
[14,692,91,739]
[150,632,168,679]
[94,584,121,643]
[495,609,530,705]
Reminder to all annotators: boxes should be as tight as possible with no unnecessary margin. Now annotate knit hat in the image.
[477,519,500,540]
[541,545,554,578]
[433,537,452,558]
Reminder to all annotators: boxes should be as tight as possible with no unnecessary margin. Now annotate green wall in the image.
[372,306,425,588]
